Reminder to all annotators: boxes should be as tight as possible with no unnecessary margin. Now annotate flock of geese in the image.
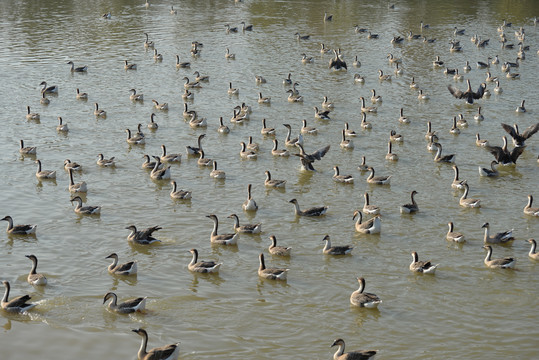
[2,2,539,359]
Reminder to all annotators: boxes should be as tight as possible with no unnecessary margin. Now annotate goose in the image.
[197,149,212,167]
[294,143,330,171]
[192,71,209,82]
[206,214,238,245]
[153,49,163,61]
[25,106,40,121]
[320,96,335,111]
[182,89,194,101]
[378,69,391,81]
[106,253,137,275]
[143,33,154,48]
[322,235,352,255]
[286,89,303,102]
[482,245,516,269]
[242,184,258,211]
[362,192,380,215]
[366,166,391,185]
[271,139,289,157]
[170,5,177,14]
[240,21,253,31]
[328,49,347,70]
[389,130,403,142]
[370,89,382,103]
[425,121,435,139]
[385,141,398,161]
[350,277,381,308]
[323,12,333,21]
[224,24,238,33]
[268,235,291,256]
[454,26,466,35]
[240,142,257,159]
[228,213,261,234]
[330,338,377,360]
[391,35,404,43]
[479,161,499,177]
[264,170,286,188]
[94,103,106,118]
[19,139,36,155]
[283,73,292,85]
[301,53,314,64]
[169,181,192,200]
[456,114,468,128]
[129,88,144,102]
[150,157,171,180]
[25,255,47,285]
[451,165,466,189]
[359,96,377,113]
[70,196,101,215]
[506,70,520,80]
[103,292,146,314]
[190,43,201,57]
[67,61,87,72]
[387,53,402,63]
[282,124,302,147]
[56,116,69,132]
[245,136,259,152]
[227,82,239,95]
[453,69,463,81]
[444,67,457,75]
[398,108,409,124]
[35,159,56,179]
[486,136,524,165]
[174,55,190,69]
[427,136,439,151]
[449,117,460,135]
[485,71,498,82]
[340,130,354,149]
[132,328,179,360]
[289,198,327,217]
[260,118,275,136]
[126,225,162,245]
[501,122,539,147]
[146,113,158,130]
[257,92,271,104]
[1,281,36,313]
[182,77,201,89]
[410,76,419,89]
[230,108,246,123]
[482,223,514,244]
[493,81,502,94]
[254,76,267,85]
[448,79,485,104]
[185,134,205,155]
[102,12,111,19]
[152,99,168,111]
[360,113,372,129]
[294,32,310,40]
[39,81,58,94]
[446,222,466,243]
[417,89,430,100]
[524,195,539,216]
[97,154,115,167]
[333,166,354,183]
[188,249,221,273]
[463,60,471,72]
[210,161,226,179]
[225,47,235,59]
[400,190,419,213]
[474,107,484,122]
[125,129,145,145]
[433,143,455,163]
[432,55,444,67]
[258,253,288,280]
[217,117,230,134]
[64,159,82,171]
[188,113,207,128]
[353,73,365,83]
[352,211,381,234]
[354,25,368,33]
[450,43,462,52]
[527,239,539,260]
[410,251,438,273]
[68,168,87,193]
[40,92,50,105]
[352,56,361,67]
[367,31,379,39]
[458,181,481,208]
[301,119,318,135]
[124,60,137,70]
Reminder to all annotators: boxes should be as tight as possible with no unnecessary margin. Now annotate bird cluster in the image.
[2,3,539,359]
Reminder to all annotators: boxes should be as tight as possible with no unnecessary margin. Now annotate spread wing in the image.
[522,122,539,140]
[139,226,162,239]
[448,85,464,99]
[310,145,331,160]
[473,83,486,99]
[501,123,518,140]
[509,146,525,163]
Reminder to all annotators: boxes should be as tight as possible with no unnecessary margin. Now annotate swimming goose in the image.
[56,116,69,132]
[397,108,409,124]
[129,88,143,102]
[359,96,377,113]
[225,48,235,59]
[94,103,106,118]
[1,281,36,313]
[352,56,361,67]
[283,124,303,147]
[224,24,238,33]
[197,149,212,167]
[104,292,146,314]
[350,277,381,308]
[354,73,365,83]
[323,12,333,21]
[106,253,137,275]
[366,166,391,185]
[385,141,398,161]
[482,245,516,269]
[370,89,382,104]
[70,196,101,215]
[25,255,47,285]
[352,211,381,234]
[448,79,485,104]
[188,113,207,128]
[102,12,111,19]
[268,235,291,256]
[170,5,177,14]
[40,91,49,105]
[124,60,137,70]
[206,214,238,245]
[432,56,444,68]
[450,42,462,52]
[143,33,154,48]
[186,134,205,155]
[182,89,194,101]
[527,239,539,260]
[301,119,318,135]
[210,161,226,179]
[258,253,288,280]
[151,100,168,111]
[230,109,246,124]
[294,32,310,40]
[333,166,354,183]
[446,222,466,243]
[256,92,271,105]
[228,213,261,234]
[320,44,330,54]
[424,121,435,140]
[524,195,539,216]
[217,117,230,134]
[271,139,289,157]
[39,81,58,94]
[486,136,524,165]
[485,71,498,83]
[322,235,353,255]
[378,69,391,81]
[68,168,87,193]
[67,61,87,72]
[25,106,40,121]
[410,76,419,89]
[410,251,438,273]
[301,53,314,64]
[501,122,539,147]
[479,161,499,177]
[64,159,82,171]
[192,71,209,82]
[387,53,401,64]
[245,136,259,152]
[433,143,455,163]
[482,223,514,244]
[360,113,372,129]
[242,184,258,211]
[258,119,275,136]
[321,96,334,111]
[227,82,239,95]
[126,225,162,245]
[340,130,354,149]
[400,190,419,213]
[289,198,327,216]
[97,154,115,167]
[506,70,520,79]
[240,21,253,31]
[459,181,481,208]
[330,338,377,360]
[354,25,368,33]
[35,159,56,179]
[391,35,404,43]
[188,249,221,273]
[150,157,171,180]
[389,129,403,142]
[19,139,36,155]
[367,31,379,39]
[362,192,380,215]
[126,129,145,145]
[153,49,163,61]
[463,60,471,72]
[264,170,286,188]
[182,77,201,89]
[286,89,303,102]
[132,328,179,360]
[417,89,430,100]
[240,142,257,159]
[146,113,158,130]
[451,165,465,190]
[444,67,456,75]
[174,55,190,69]
[283,73,292,85]
[190,43,201,57]
[169,180,192,200]
[474,107,484,121]
[456,114,468,128]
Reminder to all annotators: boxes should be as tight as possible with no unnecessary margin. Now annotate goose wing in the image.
[448,85,464,99]
[473,83,486,99]
[509,146,525,163]
[521,122,539,140]
[146,343,179,360]
[138,226,162,240]
[6,294,32,308]
[115,261,136,273]
[309,144,331,160]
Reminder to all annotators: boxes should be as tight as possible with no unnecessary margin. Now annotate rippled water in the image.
[1,1,538,359]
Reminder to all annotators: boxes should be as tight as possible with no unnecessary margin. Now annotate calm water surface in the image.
[0,0,538,359]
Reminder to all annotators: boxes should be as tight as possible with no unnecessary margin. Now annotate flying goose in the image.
[104,292,146,314]
[289,199,327,216]
[106,253,137,275]
[132,328,180,360]
[352,211,381,234]
[188,249,221,273]
[25,255,47,285]
[350,277,381,308]
[410,251,438,274]
[268,235,291,256]
[258,253,288,280]
[482,245,516,269]
[1,281,36,313]
[126,225,162,245]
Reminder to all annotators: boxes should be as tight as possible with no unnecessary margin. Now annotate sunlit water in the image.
[0,1,538,359]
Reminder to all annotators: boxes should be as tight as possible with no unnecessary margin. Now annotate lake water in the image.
[0,0,538,359]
